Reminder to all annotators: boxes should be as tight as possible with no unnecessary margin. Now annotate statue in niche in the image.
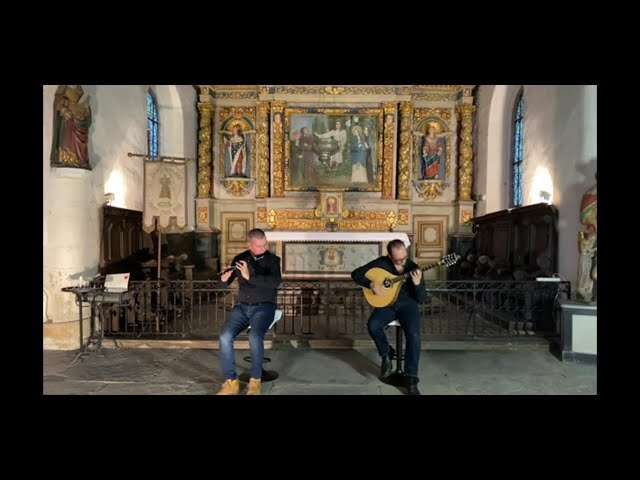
[414,122,449,180]
[50,85,92,169]
[576,172,597,303]
[221,121,255,178]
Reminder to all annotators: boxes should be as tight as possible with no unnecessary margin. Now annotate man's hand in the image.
[410,269,423,286]
[220,266,234,282]
[236,260,250,281]
[370,282,382,295]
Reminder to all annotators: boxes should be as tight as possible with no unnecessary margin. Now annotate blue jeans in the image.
[219,302,276,380]
[367,301,421,377]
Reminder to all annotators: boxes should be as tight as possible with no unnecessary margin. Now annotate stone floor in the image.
[43,344,597,395]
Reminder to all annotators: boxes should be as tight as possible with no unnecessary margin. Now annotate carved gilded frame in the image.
[218,107,257,197]
[413,108,453,200]
[283,107,385,193]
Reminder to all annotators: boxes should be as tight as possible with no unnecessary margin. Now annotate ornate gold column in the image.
[197,100,213,198]
[382,102,397,200]
[256,101,270,198]
[271,101,285,197]
[194,89,218,273]
[398,102,412,200]
[451,101,477,247]
[456,103,476,201]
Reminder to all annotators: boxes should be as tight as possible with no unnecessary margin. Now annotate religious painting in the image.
[219,114,256,179]
[284,107,383,192]
[413,118,451,181]
[282,241,382,279]
[318,191,345,219]
[143,161,187,232]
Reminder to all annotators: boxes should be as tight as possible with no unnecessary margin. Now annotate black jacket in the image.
[218,250,281,305]
[351,256,428,305]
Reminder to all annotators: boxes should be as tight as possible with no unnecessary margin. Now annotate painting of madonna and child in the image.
[286,112,380,191]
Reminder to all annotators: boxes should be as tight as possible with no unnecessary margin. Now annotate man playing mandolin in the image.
[351,239,427,395]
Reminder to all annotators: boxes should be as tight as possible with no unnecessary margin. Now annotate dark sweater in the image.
[218,250,281,305]
[351,256,428,305]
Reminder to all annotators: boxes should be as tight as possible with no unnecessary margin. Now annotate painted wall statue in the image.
[50,85,92,169]
[412,120,451,181]
[420,124,445,179]
[223,123,249,177]
[576,172,597,303]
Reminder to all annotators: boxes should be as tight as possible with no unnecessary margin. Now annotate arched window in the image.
[147,90,159,159]
[511,91,524,207]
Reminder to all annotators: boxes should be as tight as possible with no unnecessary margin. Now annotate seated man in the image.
[351,239,427,395]
[215,229,281,395]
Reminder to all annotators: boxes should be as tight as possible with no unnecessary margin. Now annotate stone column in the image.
[43,169,98,349]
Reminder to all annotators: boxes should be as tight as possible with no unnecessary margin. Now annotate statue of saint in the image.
[576,172,597,303]
[50,85,92,169]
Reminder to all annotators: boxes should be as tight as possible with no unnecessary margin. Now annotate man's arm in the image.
[410,264,428,303]
[246,255,281,290]
[218,254,239,288]
[315,131,333,139]
[351,257,383,289]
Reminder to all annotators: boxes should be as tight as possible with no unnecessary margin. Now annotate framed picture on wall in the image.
[317,190,345,219]
[284,107,383,192]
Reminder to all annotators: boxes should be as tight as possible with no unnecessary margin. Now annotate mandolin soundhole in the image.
[383,278,392,288]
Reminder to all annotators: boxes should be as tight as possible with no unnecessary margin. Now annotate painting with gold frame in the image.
[318,191,344,219]
[284,107,383,192]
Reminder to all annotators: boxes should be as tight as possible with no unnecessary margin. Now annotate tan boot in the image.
[246,377,262,395]
[216,378,240,395]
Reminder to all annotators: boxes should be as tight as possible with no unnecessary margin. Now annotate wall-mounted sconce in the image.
[104,192,115,206]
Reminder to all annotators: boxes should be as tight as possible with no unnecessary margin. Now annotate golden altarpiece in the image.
[194,85,477,280]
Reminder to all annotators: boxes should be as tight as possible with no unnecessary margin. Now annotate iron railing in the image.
[91,280,569,341]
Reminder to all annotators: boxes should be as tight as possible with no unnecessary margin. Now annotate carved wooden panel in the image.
[412,214,449,280]
[472,203,558,275]
[101,206,143,269]
[220,212,254,267]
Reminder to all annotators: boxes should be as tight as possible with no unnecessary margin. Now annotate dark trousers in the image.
[367,300,421,377]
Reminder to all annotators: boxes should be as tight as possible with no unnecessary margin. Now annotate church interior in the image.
[42,85,597,394]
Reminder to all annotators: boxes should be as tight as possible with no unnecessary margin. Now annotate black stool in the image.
[380,319,408,387]
[239,309,282,383]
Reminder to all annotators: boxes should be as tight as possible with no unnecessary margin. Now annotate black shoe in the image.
[406,376,421,395]
[380,355,393,378]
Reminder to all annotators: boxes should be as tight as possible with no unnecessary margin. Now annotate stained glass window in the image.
[511,92,524,207]
[147,91,159,159]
